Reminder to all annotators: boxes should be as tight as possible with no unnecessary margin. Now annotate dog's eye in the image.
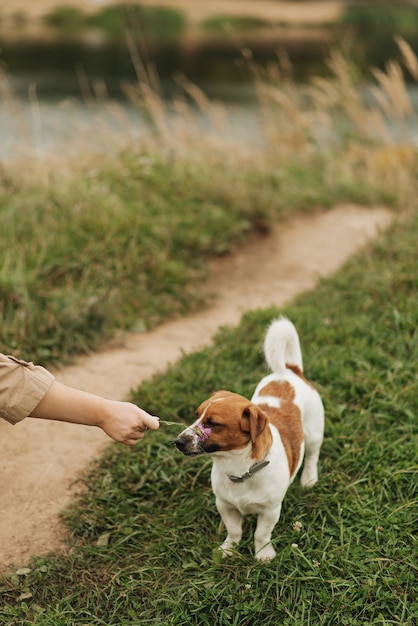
[205,419,220,429]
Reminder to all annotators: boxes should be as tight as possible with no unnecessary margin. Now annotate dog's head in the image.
[174,390,272,460]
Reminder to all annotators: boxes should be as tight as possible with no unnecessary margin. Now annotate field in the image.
[0,31,417,626]
[1,41,417,365]
[0,188,417,626]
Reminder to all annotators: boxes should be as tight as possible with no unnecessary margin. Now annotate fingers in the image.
[124,437,140,446]
[122,415,159,446]
[121,429,146,446]
[142,413,160,431]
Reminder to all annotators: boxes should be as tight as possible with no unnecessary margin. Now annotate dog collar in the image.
[228,459,270,483]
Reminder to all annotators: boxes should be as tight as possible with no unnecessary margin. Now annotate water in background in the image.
[1,2,418,159]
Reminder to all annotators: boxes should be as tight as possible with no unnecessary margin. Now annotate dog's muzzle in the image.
[174,435,189,453]
[174,434,202,456]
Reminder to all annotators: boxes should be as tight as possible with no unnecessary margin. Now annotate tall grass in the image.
[0,179,416,626]
[253,43,418,204]
[0,153,279,362]
[1,40,418,364]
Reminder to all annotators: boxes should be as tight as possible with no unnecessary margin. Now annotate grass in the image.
[1,40,418,366]
[0,42,417,622]
[0,153,279,362]
[0,192,417,624]
[1,146,371,364]
[201,15,271,34]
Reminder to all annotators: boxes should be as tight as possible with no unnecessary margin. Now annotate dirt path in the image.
[0,204,392,568]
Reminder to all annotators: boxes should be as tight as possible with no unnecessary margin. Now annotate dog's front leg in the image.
[216,498,243,557]
[254,506,282,561]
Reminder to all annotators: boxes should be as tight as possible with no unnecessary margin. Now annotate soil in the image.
[0,204,392,569]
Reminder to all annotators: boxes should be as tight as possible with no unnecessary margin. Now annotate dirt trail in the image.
[0,204,392,568]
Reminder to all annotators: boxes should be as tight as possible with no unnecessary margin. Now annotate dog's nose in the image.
[174,437,187,452]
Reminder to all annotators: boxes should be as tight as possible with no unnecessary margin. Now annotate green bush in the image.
[91,4,185,39]
[43,5,89,31]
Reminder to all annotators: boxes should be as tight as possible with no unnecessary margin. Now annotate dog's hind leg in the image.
[216,499,243,557]
[300,398,324,488]
[300,441,321,487]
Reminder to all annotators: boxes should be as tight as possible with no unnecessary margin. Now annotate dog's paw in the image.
[219,541,237,559]
[255,544,276,562]
[300,468,318,488]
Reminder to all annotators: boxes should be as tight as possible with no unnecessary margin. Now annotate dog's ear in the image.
[241,405,268,442]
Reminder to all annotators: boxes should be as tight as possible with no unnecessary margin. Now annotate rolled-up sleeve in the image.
[0,354,55,424]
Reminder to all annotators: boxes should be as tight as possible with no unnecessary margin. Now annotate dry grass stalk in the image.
[372,61,413,118]
[395,36,418,81]
[1,37,417,200]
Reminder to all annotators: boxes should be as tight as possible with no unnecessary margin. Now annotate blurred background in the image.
[1,0,418,158]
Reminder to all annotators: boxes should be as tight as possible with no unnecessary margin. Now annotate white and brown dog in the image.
[175,317,324,561]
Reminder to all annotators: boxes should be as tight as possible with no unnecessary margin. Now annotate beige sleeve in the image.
[0,354,55,425]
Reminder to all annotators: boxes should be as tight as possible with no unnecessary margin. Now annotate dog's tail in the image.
[264,317,303,378]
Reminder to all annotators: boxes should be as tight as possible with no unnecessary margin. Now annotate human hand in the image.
[98,400,160,446]
[29,381,160,446]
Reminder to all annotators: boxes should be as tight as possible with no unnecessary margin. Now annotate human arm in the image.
[29,380,159,446]
[0,354,55,424]
[0,353,159,445]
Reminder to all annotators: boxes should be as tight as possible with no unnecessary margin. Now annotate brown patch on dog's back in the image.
[257,380,303,476]
[286,363,317,390]
[258,380,287,398]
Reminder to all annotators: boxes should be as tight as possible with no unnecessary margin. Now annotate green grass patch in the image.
[201,15,271,34]
[0,144,398,365]
[1,202,416,624]
[0,154,320,364]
